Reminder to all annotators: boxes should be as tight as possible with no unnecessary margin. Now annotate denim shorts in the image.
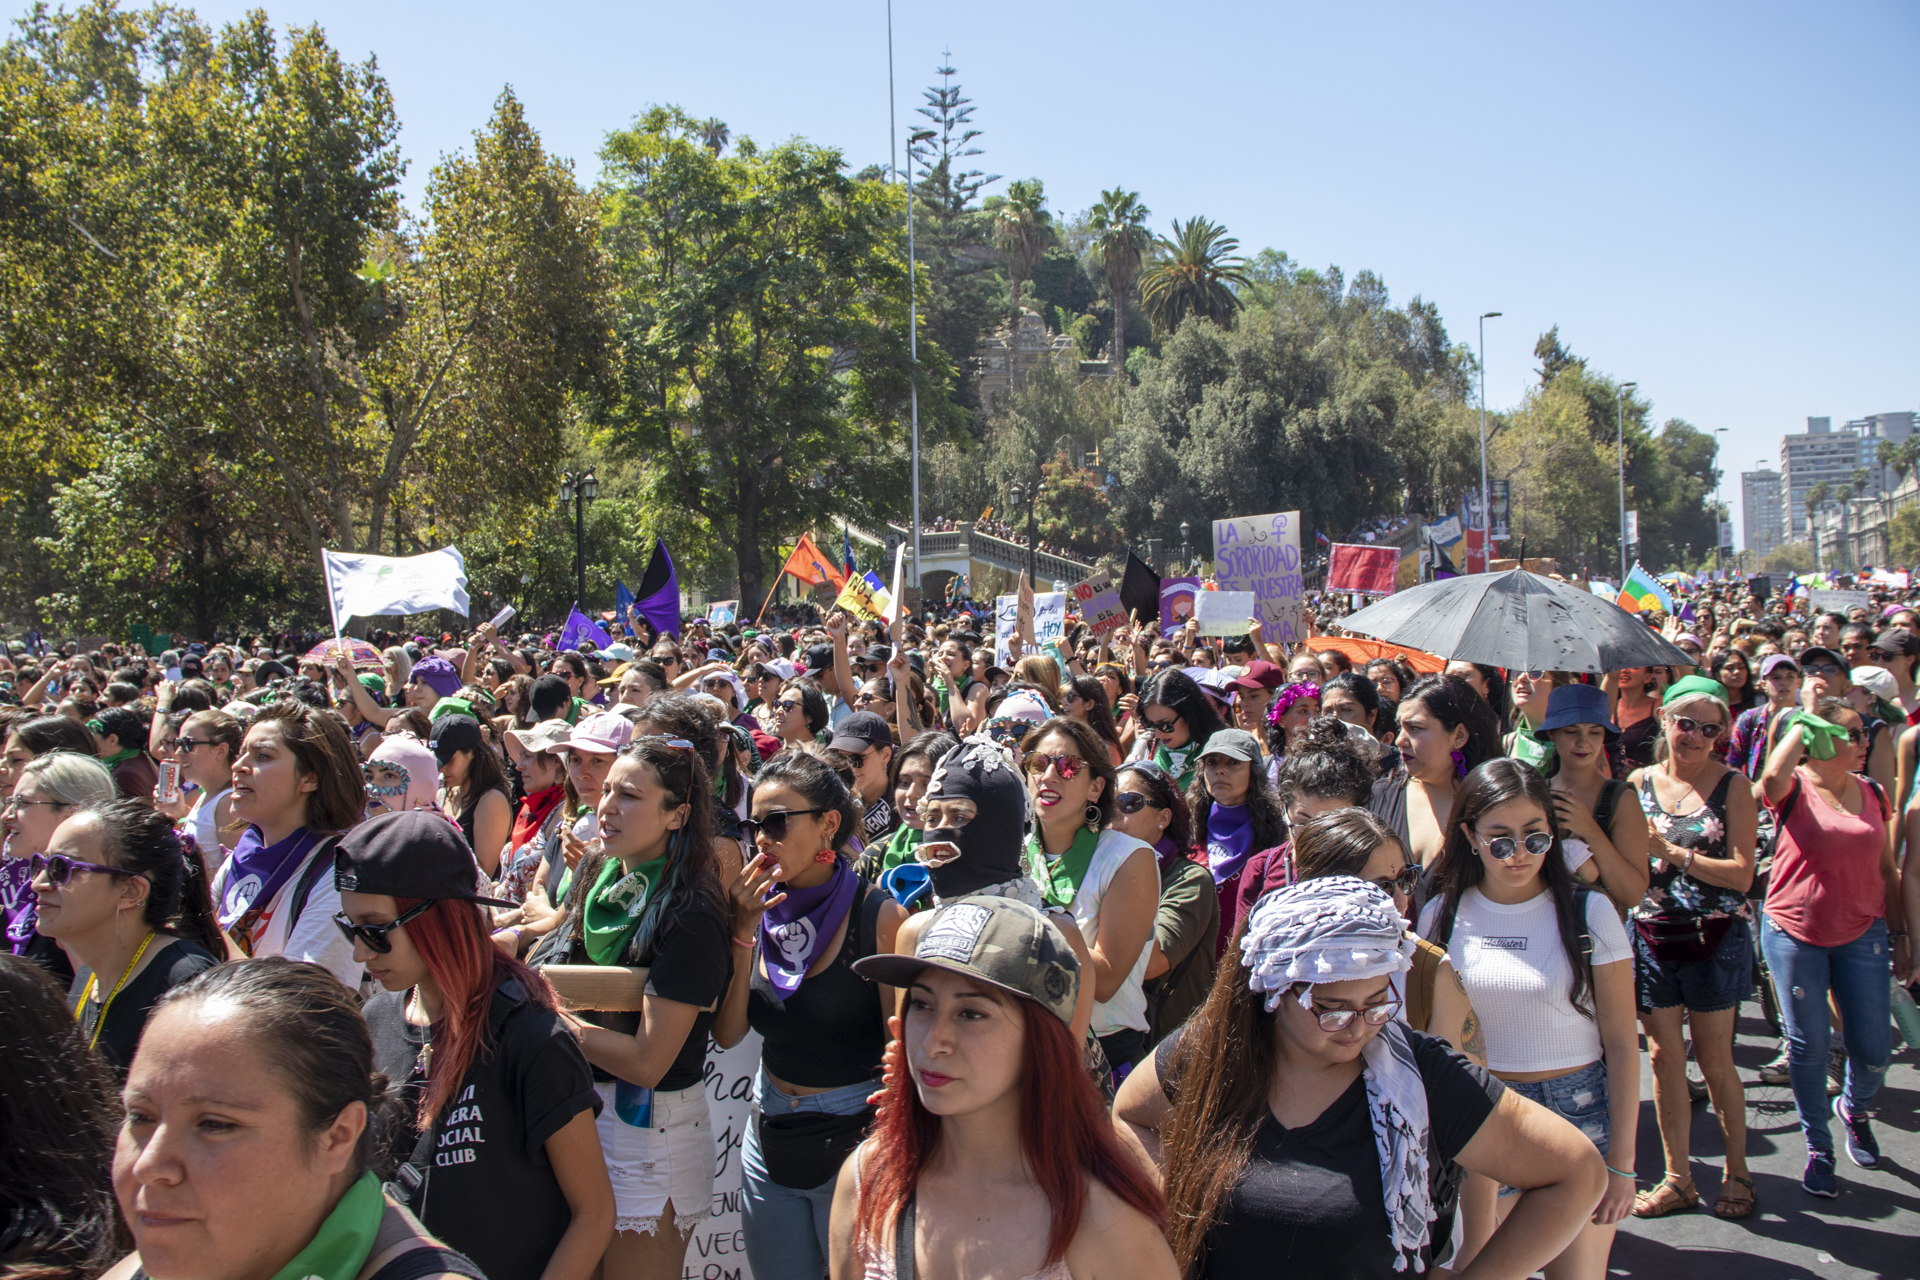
[1634,916,1753,1014]
[1499,1059,1609,1198]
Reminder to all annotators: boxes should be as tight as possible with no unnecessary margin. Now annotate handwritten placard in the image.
[1809,589,1871,615]
[1194,589,1257,636]
[1212,512,1305,643]
[1032,592,1066,649]
[691,1032,762,1279]
[995,594,1018,667]
[1071,571,1127,635]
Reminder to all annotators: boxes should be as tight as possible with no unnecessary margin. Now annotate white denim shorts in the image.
[594,1079,714,1237]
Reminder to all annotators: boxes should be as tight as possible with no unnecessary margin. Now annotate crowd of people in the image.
[3,575,1916,1280]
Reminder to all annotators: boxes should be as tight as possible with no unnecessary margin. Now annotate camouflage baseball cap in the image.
[854,894,1079,1027]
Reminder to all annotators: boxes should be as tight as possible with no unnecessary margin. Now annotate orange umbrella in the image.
[1307,635,1445,674]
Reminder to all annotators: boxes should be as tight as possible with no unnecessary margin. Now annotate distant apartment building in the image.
[1776,412,1915,544]
[1742,469,1783,559]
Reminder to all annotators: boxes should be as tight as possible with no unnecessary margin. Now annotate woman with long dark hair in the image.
[431,712,513,876]
[534,735,733,1280]
[1117,875,1606,1278]
[1135,669,1226,793]
[1711,649,1760,717]
[832,896,1176,1280]
[30,800,223,1074]
[1538,685,1653,917]
[1445,661,1513,731]
[714,750,906,1280]
[1064,674,1126,766]
[1372,675,1500,868]
[341,810,614,1280]
[1114,760,1216,1043]
[1418,760,1640,1277]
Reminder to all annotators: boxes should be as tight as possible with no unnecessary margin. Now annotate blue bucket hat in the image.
[1533,683,1620,744]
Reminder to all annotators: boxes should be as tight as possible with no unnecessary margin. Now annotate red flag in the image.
[1326,544,1399,596]
[778,534,846,590]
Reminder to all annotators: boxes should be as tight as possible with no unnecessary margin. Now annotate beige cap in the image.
[507,717,575,756]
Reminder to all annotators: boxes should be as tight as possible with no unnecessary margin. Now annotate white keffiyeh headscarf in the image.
[1240,877,1434,1273]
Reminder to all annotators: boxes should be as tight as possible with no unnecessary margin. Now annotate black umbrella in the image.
[1335,569,1692,675]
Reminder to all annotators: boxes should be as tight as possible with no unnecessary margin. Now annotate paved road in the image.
[1608,996,1918,1279]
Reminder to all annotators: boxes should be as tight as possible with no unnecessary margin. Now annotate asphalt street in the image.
[1607,996,1919,1279]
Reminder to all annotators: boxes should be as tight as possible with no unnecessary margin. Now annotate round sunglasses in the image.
[1475,831,1553,861]
[1024,751,1085,781]
[1670,716,1724,740]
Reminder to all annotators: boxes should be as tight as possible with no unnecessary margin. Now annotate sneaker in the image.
[1834,1097,1881,1169]
[1828,1047,1847,1098]
[1803,1149,1840,1197]
[1757,1046,1791,1085]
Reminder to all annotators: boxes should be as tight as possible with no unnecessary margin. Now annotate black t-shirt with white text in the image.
[365,978,599,1280]
[1161,1027,1503,1279]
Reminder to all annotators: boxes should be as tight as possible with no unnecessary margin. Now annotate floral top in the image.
[1632,769,1750,922]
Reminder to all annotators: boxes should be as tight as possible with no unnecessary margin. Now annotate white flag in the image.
[886,540,907,626]
[322,545,470,635]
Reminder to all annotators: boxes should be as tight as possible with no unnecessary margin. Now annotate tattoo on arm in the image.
[1461,1010,1486,1061]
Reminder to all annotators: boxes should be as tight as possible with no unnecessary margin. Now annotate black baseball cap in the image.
[333,810,517,907]
[428,713,484,765]
[829,710,894,756]
[804,643,835,675]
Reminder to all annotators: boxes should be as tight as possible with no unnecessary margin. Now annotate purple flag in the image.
[559,606,612,652]
[632,539,681,639]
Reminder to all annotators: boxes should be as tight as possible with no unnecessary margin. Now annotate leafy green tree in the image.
[1762,541,1816,574]
[597,106,952,613]
[1140,217,1251,334]
[1089,189,1151,370]
[990,179,1051,325]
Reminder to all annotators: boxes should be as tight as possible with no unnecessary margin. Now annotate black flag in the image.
[1121,548,1161,624]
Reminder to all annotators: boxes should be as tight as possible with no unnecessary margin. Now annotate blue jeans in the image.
[1758,912,1892,1153]
[741,1069,875,1280]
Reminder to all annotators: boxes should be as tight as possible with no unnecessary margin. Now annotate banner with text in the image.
[995,594,1018,667]
[1212,512,1305,643]
[1070,570,1127,636]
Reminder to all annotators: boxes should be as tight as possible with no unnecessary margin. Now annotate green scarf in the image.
[1785,709,1850,761]
[1509,713,1554,775]
[582,850,670,965]
[1029,825,1100,909]
[565,695,590,726]
[877,823,923,876]
[99,745,144,769]
[267,1171,384,1280]
[1154,742,1197,791]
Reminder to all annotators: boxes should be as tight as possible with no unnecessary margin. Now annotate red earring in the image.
[815,849,838,865]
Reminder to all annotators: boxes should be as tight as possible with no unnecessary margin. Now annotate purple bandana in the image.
[1206,802,1256,885]
[1154,835,1185,873]
[759,858,859,997]
[2,847,37,955]
[218,825,322,941]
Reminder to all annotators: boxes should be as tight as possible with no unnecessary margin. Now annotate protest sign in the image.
[1071,570,1127,636]
[690,1032,759,1280]
[1810,589,1872,615]
[707,600,738,625]
[1033,592,1066,649]
[1159,577,1201,637]
[1326,544,1398,596]
[995,594,1018,667]
[1212,512,1305,643]
[1194,589,1257,637]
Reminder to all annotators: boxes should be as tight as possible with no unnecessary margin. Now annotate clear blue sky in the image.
[20,1,1915,550]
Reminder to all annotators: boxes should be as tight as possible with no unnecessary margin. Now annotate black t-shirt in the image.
[365,978,600,1280]
[862,795,898,842]
[563,890,733,1092]
[80,938,220,1076]
[1160,1027,1503,1280]
[747,882,889,1087]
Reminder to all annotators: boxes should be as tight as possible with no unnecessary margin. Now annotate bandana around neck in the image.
[1028,824,1099,909]
[265,1171,384,1280]
[218,826,322,949]
[1153,742,1197,790]
[582,851,670,965]
[513,782,564,851]
[759,858,859,997]
[1,852,36,954]
[1205,802,1256,884]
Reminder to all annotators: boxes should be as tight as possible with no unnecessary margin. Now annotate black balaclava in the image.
[919,738,1027,899]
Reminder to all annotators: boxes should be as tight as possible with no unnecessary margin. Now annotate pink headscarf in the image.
[367,734,441,816]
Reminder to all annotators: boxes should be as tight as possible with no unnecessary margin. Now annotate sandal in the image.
[1713,1173,1757,1219]
[1632,1173,1700,1218]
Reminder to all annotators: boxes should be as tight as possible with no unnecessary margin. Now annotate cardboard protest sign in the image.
[1194,589,1257,636]
[995,594,1018,667]
[1212,512,1305,643]
[1326,544,1398,596]
[1017,572,1034,645]
[1809,589,1871,615]
[1159,577,1201,636]
[1033,592,1066,648]
[1071,570,1127,636]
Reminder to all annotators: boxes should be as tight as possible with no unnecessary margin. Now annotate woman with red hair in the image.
[829,895,1176,1280]
[336,810,615,1280]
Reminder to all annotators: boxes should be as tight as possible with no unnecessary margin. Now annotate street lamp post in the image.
[559,470,597,608]
[1009,481,1038,586]
[907,127,935,620]
[1713,426,1729,570]
[1616,382,1637,581]
[1478,312,1501,554]
[1180,521,1192,574]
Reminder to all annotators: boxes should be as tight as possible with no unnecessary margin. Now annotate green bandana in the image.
[429,696,478,722]
[1785,710,1850,761]
[99,745,144,769]
[1154,743,1197,792]
[877,823,924,876]
[268,1171,383,1280]
[565,695,590,726]
[1511,714,1554,775]
[582,851,670,965]
[1029,825,1100,909]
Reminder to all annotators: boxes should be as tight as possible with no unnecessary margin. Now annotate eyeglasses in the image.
[774,699,803,714]
[1475,830,1554,861]
[175,737,221,752]
[4,796,71,814]
[1374,864,1421,896]
[1116,791,1161,815]
[1803,662,1843,678]
[1670,716,1724,740]
[1024,751,1086,780]
[1309,997,1402,1032]
[1144,715,1181,734]
[741,808,828,843]
[331,899,434,953]
[28,851,132,886]
[853,692,893,706]
[1837,725,1869,745]
[1870,649,1895,663]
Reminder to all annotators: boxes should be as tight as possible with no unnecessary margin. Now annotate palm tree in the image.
[1139,217,1253,334]
[991,179,1051,326]
[1089,188,1151,371]
[697,118,730,156]
[1806,481,1831,571]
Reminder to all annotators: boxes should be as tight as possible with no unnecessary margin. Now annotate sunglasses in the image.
[1671,716,1724,740]
[1116,790,1161,815]
[175,737,222,752]
[331,899,434,953]
[1803,662,1843,678]
[28,851,133,886]
[1024,751,1085,780]
[1309,997,1402,1032]
[1145,716,1181,734]
[1870,649,1895,663]
[1475,831,1553,860]
[857,662,884,676]
[741,808,828,843]
[853,692,893,706]
[1374,864,1421,896]
[774,699,802,714]
[699,676,734,692]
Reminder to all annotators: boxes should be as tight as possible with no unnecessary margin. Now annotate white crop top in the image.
[1418,886,1631,1073]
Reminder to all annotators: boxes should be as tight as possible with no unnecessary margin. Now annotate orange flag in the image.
[778,534,846,590]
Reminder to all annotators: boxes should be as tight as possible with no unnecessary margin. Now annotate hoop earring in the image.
[1451,750,1467,779]
[1085,802,1103,829]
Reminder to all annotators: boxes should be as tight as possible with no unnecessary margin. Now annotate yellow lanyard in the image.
[78,931,156,1052]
